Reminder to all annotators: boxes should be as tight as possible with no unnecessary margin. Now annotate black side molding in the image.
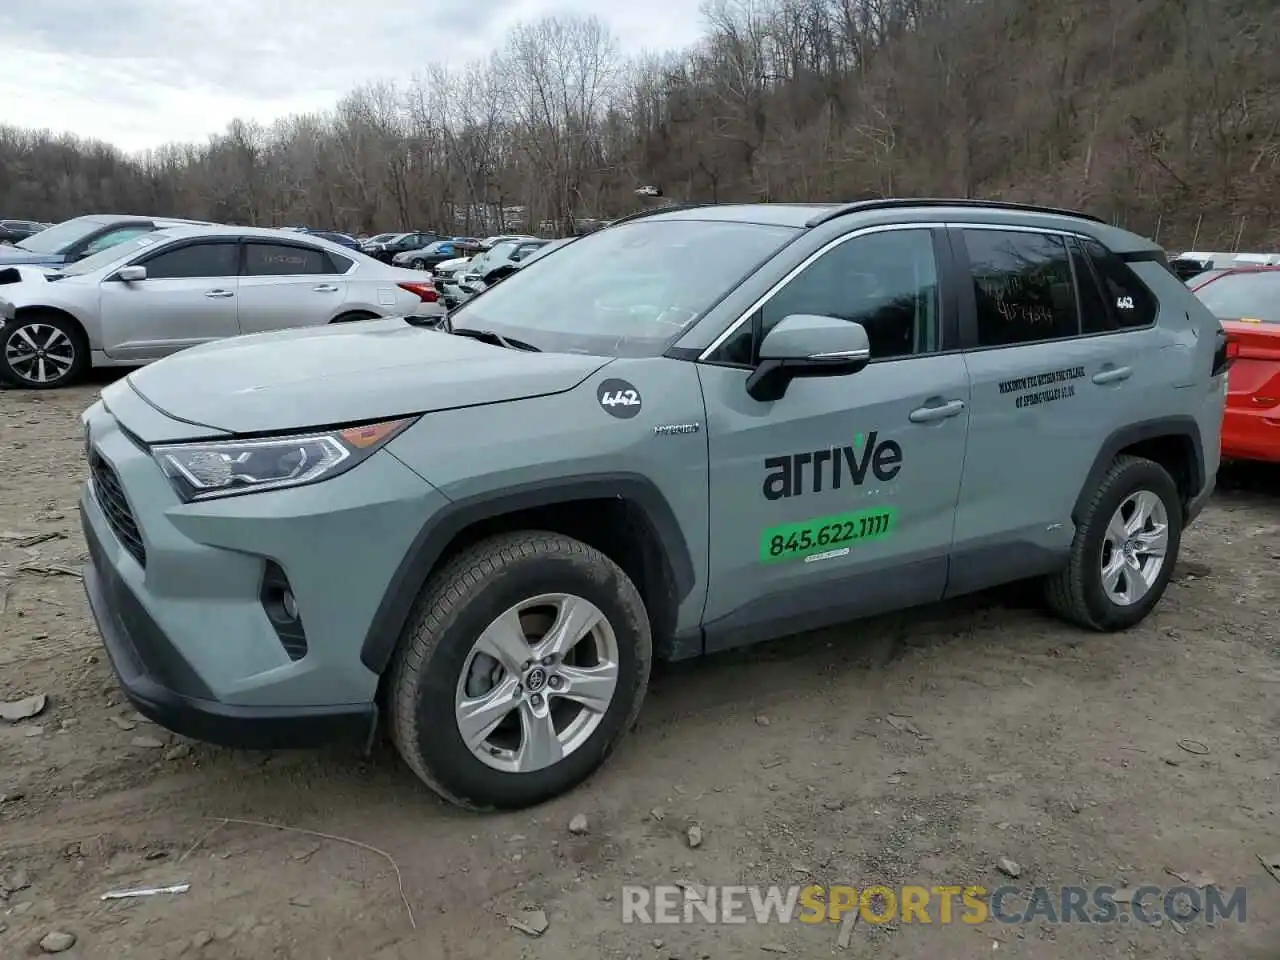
[359,473,698,674]
[1072,416,1205,524]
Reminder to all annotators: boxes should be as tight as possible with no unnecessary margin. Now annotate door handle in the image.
[908,399,966,423]
[312,284,340,293]
[204,289,234,299]
[1092,365,1132,385]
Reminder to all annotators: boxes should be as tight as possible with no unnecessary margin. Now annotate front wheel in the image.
[0,313,89,389]
[1044,455,1183,630]
[388,532,652,810]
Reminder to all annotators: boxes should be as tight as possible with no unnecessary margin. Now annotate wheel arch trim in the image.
[1072,416,1205,524]
[359,472,697,674]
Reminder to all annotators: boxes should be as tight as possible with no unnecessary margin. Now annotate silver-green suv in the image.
[79,199,1228,810]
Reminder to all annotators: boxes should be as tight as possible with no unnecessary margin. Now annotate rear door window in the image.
[243,243,332,276]
[963,230,1079,346]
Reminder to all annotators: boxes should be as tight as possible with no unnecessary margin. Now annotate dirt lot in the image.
[1,376,1278,960]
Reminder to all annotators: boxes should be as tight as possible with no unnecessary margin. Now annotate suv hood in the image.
[125,317,611,434]
[0,247,64,266]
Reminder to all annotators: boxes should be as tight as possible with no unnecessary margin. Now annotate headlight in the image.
[152,417,416,502]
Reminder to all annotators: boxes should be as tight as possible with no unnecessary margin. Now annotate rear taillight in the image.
[397,281,438,303]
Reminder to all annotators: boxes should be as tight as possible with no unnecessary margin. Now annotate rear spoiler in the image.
[1120,248,1171,267]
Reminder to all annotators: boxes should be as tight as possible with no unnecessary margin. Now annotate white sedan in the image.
[0,225,445,389]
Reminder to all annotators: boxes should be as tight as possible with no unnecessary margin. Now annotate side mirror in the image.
[745,313,871,402]
[115,265,147,282]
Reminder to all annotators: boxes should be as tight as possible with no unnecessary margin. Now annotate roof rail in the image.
[804,198,1105,228]
[603,203,716,228]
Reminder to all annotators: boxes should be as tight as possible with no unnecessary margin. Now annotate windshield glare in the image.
[16,216,107,254]
[57,232,174,277]
[451,219,798,356]
[1196,272,1280,323]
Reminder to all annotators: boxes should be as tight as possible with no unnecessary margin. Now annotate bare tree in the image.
[1,3,1277,249]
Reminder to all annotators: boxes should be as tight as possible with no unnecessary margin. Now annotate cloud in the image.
[0,0,707,152]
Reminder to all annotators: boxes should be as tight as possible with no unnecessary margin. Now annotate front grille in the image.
[90,452,146,567]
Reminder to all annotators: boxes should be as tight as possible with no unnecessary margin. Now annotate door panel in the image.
[97,241,240,361]
[236,241,349,334]
[947,226,1151,594]
[699,226,969,651]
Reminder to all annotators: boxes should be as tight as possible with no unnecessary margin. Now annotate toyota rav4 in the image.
[79,199,1228,810]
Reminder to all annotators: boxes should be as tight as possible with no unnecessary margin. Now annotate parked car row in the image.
[0,221,443,388]
[0,219,51,244]
[0,210,581,390]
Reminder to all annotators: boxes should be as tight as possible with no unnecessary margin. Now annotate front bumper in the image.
[79,398,447,749]
[82,504,374,749]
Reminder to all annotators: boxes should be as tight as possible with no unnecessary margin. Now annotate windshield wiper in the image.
[448,327,541,352]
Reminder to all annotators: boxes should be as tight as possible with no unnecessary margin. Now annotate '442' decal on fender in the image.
[596,378,642,419]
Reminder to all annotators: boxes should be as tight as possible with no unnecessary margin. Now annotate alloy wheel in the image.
[4,323,76,385]
[454,593,620,774]
[1100,490,1169,605]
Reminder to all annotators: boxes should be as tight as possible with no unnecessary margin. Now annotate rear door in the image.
[97,239,241,361]
[947,225,1158,595]
[236,240,350,334]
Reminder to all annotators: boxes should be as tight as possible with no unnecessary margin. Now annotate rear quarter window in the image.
[1081,239,1158,330]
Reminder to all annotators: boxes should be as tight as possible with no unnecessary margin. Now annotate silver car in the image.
[444,239,550,307]
[0,225,445,389]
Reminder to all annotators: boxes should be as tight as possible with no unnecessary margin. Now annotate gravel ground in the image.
[2,376,1278,960]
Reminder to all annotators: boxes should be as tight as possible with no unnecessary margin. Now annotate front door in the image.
[98,239,241,362]
[699,226,971,652]
[236,240,349,334]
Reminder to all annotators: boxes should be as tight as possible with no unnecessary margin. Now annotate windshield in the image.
[451,218,798,356]
[1195,271,1280,323]
[56,232,174,277]
[16,216,110,253]
[369,233,395,243]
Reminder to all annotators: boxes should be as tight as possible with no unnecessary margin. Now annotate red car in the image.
[1190,265,1280,462]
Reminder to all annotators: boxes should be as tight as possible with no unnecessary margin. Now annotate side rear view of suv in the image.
[79,199,1228,810]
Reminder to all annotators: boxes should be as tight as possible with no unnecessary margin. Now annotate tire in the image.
[331,311,378,324]
[0,311,89,389]
[410,260,428,271]
[1044,455,1183,631]
[388,531,652,810]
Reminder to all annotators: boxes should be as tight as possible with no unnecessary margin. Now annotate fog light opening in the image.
[260,561,308,661]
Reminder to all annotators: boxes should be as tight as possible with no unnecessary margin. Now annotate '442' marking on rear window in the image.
[760,506,898,564]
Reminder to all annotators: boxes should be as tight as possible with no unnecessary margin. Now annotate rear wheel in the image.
[388,532,652,810]
[0,312,89,389]
[1044,455,1182,630]
[330,311,378,324]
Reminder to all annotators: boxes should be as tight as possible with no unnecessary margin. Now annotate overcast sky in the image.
[0,0,707,154]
